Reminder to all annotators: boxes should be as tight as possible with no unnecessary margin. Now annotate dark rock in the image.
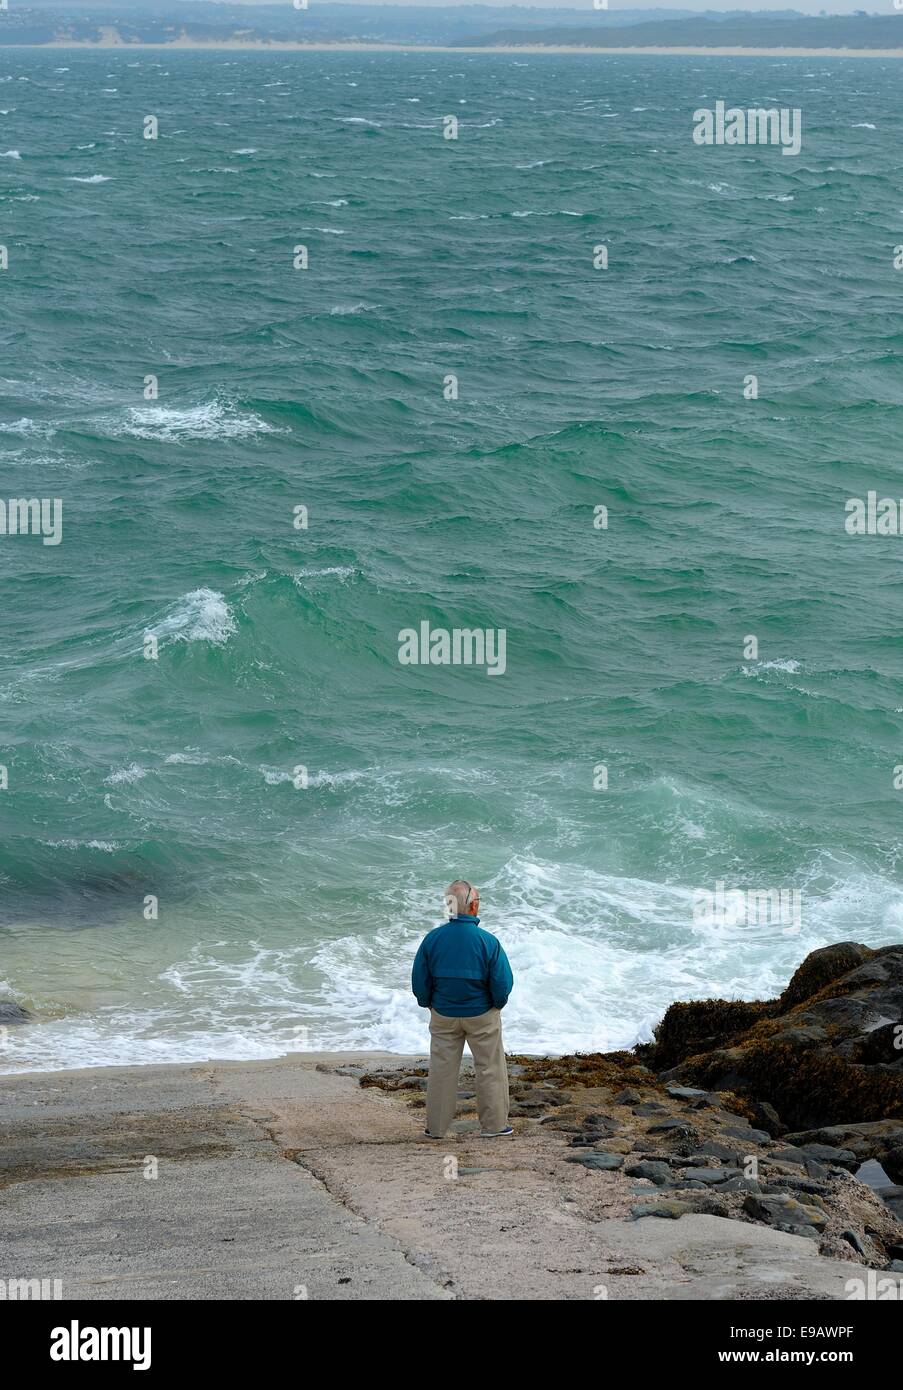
[625,1160,672,1185]
[748,1100,785,1137]
[647,1117,698,1135]
[887,1260,903,1273]
[840,1229,868,1257]
[697,1139,743,1163]
[777,942,875,1011]
[719,1176,762,1194]
[743,1193,829,1233]
[0,1001,30,1024]
[633,1102,669,1116]
[721,1125,771,1144]
[566,1151,624,1172]
[792,1142,858,1169]
[874,1185,903,1221]
[665,1085,707,1101]
[761,1177,829,1197]
[678,1166,743,1185]
[613,1088,642,1105]
[770,1146,808,1166]
[631,1200,691,1219]
[883,1146,903,1184]
[784,1123,903,1162]
[645,944,903,1130]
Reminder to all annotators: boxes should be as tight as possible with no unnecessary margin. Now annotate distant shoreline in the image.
[13,41,903,57]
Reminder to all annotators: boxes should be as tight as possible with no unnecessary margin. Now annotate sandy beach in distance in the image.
[32,40,903,57]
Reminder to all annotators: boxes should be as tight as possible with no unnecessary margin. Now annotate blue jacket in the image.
[411,914,513,1017]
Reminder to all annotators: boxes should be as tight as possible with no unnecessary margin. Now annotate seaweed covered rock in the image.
[645,943,903,1135]
[776,942,875,1012]
[635,998,768,1072]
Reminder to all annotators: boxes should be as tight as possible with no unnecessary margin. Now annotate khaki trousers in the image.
[426,1007,509,1137]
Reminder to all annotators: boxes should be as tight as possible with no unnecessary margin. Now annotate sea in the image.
[1,48,902,1072]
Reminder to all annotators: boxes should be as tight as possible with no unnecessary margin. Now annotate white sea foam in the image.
[0,418,56,438]
[104,763,148,786]
[67,174,111,183]
[3,853,903,1074]
[294,566,356,581]
[43,838,119,852]
[742,658,801,677]
[110,399,275,442]
[147,588,237,647]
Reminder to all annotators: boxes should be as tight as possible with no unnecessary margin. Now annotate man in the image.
[411,879,514,1139]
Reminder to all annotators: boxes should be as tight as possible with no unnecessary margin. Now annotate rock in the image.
[613,1088,642,1105]
[784,1122,903,1162]
[792,1142,858,1169]
[883,1147,903,1184]
[631,1200,693,1220]
[874,1185,903,1221]
[696,1139,743,1163]
[721,1125,771,1144]
[0,1001,30,1024]
[633,1102,668,1116]
[647,1117,697,1135]
[840,1229,868,1257]
[625,1160,672,1185]
[665,1085,707,1101]
[777,942,875,1011]
[566,1152,624,1171]
[718,1176,762,1194]
[645,944,903,1130]
[887,1260,903,1273]
[770,1146,808,1166]
[743,1193,829,1233]
[582,1113,621,1131]
[764,1177,830,1197]
[748,1100,785,1137]
[673,1166,743,1186]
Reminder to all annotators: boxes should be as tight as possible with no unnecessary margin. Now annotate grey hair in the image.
[445,879,478,916]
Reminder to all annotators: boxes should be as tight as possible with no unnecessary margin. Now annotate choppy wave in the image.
[106,400,276,442]
[146,589,237,646]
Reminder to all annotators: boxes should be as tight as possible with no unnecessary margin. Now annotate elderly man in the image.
[411,879,514,1138]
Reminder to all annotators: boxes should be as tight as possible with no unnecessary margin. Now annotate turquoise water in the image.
[1,50,903,1071]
